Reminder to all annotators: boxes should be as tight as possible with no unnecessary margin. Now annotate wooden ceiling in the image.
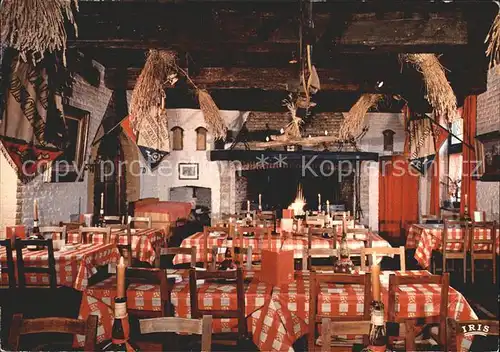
[68,0,497,113]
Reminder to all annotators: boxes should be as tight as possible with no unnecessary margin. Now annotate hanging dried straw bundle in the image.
[339,94,383,140]
[486,12,500,72]
[0,0,79,65]
[198,89,227,140]
[400,53,458,122]
[130,50,176,131]
[282,95,303,139]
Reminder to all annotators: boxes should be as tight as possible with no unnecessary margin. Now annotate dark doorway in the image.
[93,134,126,221]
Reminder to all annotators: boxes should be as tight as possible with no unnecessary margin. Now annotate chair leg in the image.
[492,255,496,285]
[471,256,475,284]
[463,256,467,284]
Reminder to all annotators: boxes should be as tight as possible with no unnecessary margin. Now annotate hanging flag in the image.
[121,110,170,170]
[407,112,450,174]
[0,50,68,182]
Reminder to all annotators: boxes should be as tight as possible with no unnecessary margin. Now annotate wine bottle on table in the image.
[361,264,388,352]
[33,199,40,236]
[103,257,140,352]
[333,217,354,273]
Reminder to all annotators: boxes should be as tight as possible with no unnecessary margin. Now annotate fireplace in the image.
[235,167,354,214]
[169,186,212,211]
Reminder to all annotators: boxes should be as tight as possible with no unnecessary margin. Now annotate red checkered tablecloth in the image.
[0,243,120,290]
[281,232,392,259]
[171,271,273,333]
[254,270,477,352]
[78,270,273,347]
[172,231,229,265]
[173,231,391,264]
[67,228,166,265]
[406,224,500,269]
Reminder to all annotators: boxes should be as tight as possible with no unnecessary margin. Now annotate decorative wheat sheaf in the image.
[129,50,176,132]
[339,94,383,140]
[400,53,458,123]
[0,0,79,65]
[486,12,500,72]
[198,89,227,140]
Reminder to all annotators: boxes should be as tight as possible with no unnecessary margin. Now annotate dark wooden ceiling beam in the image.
[68,2,479,53]
[162,88,405,113]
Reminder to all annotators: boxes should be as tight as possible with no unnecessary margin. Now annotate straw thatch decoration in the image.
[129,50,176,131]
[198,89,227,140]
[486,11,500,72]
[339,94,383,140]
[400,53,458,122]
[0,0,79,65]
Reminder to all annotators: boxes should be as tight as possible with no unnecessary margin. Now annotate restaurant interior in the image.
[0,0,499,351]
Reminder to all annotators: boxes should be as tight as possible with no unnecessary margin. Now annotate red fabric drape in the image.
[379,155,419,239]
[429,153,440,216]
[460,96,477,216]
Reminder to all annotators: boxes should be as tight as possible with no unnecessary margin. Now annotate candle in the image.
[116,256,126,298]
[318,194,321,211]
[247,200,250,212]
[100,192,104,209]
[33,199,38,220]
[326,200,330,215]
[464,193,468,205]
[371,263,381,301]
[258,194,262,210]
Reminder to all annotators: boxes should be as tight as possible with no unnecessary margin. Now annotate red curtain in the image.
[460,96,477,215]
[379,155,419,239]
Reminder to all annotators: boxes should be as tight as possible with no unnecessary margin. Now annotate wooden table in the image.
[0,243,120,290]
[68,227,168,265]
[78,269,477,351]
[406,224,499,268]
[172,231,392,265]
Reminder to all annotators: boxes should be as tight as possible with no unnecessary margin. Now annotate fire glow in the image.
[288,184,306,216]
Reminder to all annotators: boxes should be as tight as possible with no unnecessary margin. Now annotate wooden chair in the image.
[308,227,337,249]
[160,246,197,268]
[38,226,67,242]
[441,220,469,282]
[256,210,276,231]
[306,214,326,228]
[232,246,253,270]
[112,224,133,265]
[77,226,112,244]
[104,215,123,225]
[473,211,486,222]
[139,316,213,352]
[360,246,406,272]
[15,238,57,289]
[126,267,173,317]
[202,226,233,269]
[0,239,16,289]
[232,226,272,268]
[189,268,247,345]
[319,319,415,352]
[308,272,372,352]
[470,221,497,284]
[387,273,449,350]
[421,214,441,224]
[8,314,98,351]
[446,318,499,352]
[58,221,84,231]
[302,248,339,271]
[128,215,152,229]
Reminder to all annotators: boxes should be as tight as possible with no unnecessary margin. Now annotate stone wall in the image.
[155,109,248,215]
[0,152,19,237]
[19,63,112,227]
[357,112,406,230]
[476,69,500,221]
